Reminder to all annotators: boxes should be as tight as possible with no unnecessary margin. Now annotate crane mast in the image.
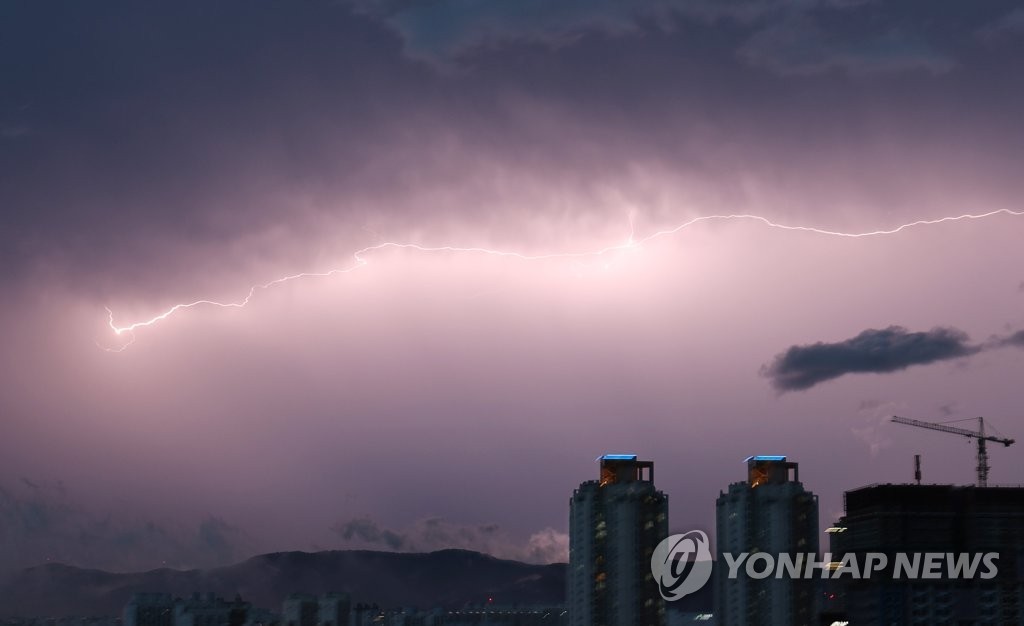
[891,416,1015,487]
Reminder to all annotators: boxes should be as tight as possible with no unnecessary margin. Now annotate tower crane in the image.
[891,416,1014,487]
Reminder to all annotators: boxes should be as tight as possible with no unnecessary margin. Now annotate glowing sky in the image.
[2,0,1024,572]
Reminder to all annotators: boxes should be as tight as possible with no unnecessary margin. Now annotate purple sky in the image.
[2,0,1024,573]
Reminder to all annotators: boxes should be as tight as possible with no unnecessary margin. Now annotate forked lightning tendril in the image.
[101,209,1024,350]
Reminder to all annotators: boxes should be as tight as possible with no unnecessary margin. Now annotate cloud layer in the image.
[0,479,252,572]
[1000,330,1024,347]
[357,0,966,76]
[2,0,1024,572]
[763,326,980,391]
[333,517,568,564]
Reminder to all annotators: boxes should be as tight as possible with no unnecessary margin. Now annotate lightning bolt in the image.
[101,208,1024,350]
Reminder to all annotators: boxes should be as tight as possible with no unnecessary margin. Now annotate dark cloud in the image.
[738,15,956,76]
[334,517,408,551]
[196,517,247,566]
[0,0,428,285]
[763,326,980,392]
[349,0,788,65]
[0,480,252,572]
[1000,330,1024,348]
[2,0,1023,292]
[0,124,30,139]
[359,0,976,76]
[332,517,567,564]
[1,0,1024,569]
[978,7,1024,42]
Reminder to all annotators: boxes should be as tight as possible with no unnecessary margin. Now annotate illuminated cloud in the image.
[2,0,1024,574]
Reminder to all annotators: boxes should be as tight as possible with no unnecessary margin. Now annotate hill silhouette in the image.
[0,549,565,617]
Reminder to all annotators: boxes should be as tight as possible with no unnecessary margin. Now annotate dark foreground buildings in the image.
[831,483,1024,625]
[714,456,819,626]
[124,593,251,626]
[568,454,668,626]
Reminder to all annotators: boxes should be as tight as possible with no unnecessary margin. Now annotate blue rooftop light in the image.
[600,454,638,461]
[745,455,787,462]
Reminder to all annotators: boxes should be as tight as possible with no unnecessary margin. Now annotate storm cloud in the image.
[763,326,981,392]
[1000,330,1024,348]
[0,479,253,572]
[356,0,977,75]
[3,0,1024,573]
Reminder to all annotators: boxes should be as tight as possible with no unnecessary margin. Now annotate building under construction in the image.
[830,483,1024,625]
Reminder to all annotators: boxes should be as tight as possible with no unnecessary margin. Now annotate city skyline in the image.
[3,0,1024,576]
[6,453,1024,622]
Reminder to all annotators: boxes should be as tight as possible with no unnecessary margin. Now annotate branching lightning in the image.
[101,209,1024,350]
